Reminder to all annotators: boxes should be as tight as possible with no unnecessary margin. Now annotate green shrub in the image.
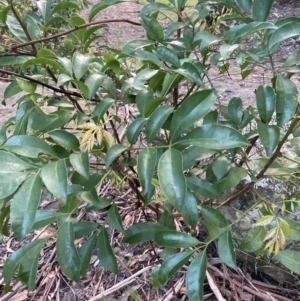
[1,0,300,298]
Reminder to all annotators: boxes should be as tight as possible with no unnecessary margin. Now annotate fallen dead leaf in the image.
[9,290,28,301]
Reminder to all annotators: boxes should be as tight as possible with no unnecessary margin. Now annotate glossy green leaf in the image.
[158,251,194,285]
[71,79,89,99]
[216,167,247,192]
[85,73,105,99]
[82,192,112,210]
[218,230,237,270]
[56,74,73,87]
[254,158,295,175]
[32,210,67,230]
[2,135,57,158]
[182,146,216,170]
[70,153,89,180]
[126,118,146,145]
[0,150,34,172]
[0,172,28,199]
[146,105,173,143]
[201,207,227,228]
[139,2,174,15]
[122,39,156,56]
[78,234,96,277]
[140,15,164,43]
[21,58,65,73]
[37,0,52,22]
[154,46,181,68]
[236,0,252,13]
[177,125,249,149]
[228,97,243,125]
[57,221,81,282]
[3,239,46,291]
[165,22,185,38]
[284,49,300,67]
[6,15,27,42]
[72,52,92,80]
[187,177,220,199]
[275,250,300,275]
[105,144,127,169]
[175,62,204,86]
[144,97,168,117]
[240,226,265,252]
[0,56,34,67]
[97,227,118,273]
[181,191,199,228]
[41,160,68,204]
[291,137,300,157]
[57,57,72,76]
[108,203,124,233]
[16,78,37,93]
[93,98,115,121]
[73,222,98,239]
[158,211,174,229]
[158,148,186,209]
[0,125,6,145]
[123,222,167,244]
[151,265,163,289]
[68,15,85,41]
[186,251,207,301]
[285,219,300,240]
[136,88,154,117]
[253,0,274,21]
[49,130,79,151]
[89,0,124,21]
[133,69,159,90]
[170,90,215,141]
[212,156,230,181]
[154,230,199,248]
[161,73,182,97]
[11,173,41,241]
[137,148,157,204]
[257,123,280,156]
[4,80,22,99]
[226,22,276,42]
[256,85,276,123]
[276,75,298,126]
[194,31,222,51]
[269,21,300,50]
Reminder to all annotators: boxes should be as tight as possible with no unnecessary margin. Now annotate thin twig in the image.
[206,270,227,301]
[88,266,152,301]
[10,19,141,52]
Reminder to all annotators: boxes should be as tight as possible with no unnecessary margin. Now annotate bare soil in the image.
[1,1,300,301]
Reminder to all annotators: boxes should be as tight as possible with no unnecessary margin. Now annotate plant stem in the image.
[10,19,141,52]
